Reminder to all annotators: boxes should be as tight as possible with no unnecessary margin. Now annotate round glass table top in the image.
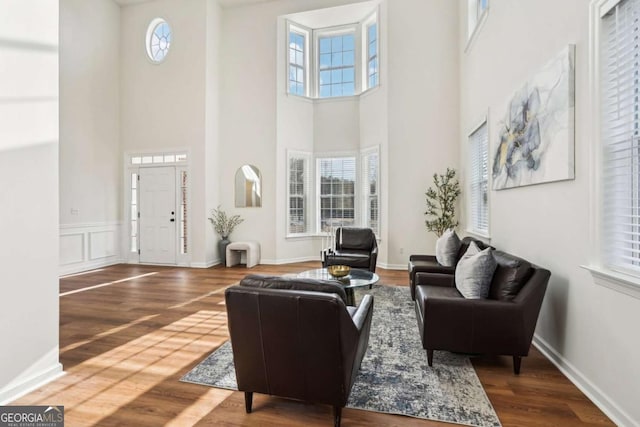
[297,268,379,289]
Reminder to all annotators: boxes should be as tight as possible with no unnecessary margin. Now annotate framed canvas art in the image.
[492,45,575,190]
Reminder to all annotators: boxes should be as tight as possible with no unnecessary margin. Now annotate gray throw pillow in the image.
[455,242,497,299]
[435,229,461,267]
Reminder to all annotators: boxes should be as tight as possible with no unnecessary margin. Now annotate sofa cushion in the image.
[489,251,533,301]
[435,229,461,267]
[240,274,348,303]
[455,242,497,299]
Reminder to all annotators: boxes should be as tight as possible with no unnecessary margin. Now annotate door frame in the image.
[123,150,191,266]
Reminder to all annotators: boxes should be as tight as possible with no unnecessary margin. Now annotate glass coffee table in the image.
[297,268,379,306]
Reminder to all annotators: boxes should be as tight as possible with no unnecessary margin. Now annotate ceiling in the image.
[113,0,276,8]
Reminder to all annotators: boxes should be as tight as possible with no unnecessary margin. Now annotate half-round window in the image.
[146,18,172,63]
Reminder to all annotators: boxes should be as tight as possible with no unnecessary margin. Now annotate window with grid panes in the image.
[287,152,311,235]
[319,33,355,98]
[318,157,356,231]
[289,30,306,96]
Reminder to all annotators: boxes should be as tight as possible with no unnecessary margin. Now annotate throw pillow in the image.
[488,251,532,301]
[435,229,461,267]
[455,242,497,299]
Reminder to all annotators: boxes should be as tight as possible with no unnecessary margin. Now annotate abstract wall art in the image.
[492,44,575,190]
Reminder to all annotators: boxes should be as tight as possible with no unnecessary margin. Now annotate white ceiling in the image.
[113,0,276,8]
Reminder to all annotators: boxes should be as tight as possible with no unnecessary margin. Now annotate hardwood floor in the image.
[14,262,613,426]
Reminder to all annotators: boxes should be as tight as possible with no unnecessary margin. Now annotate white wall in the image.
[59,0,122,274]
[0,0,62,403]
[224,0,460,267]
[459,1,639,425]
[313,98,360,152]
[205,0,223,263]
[386,0,460,267]
[120,0,211,266]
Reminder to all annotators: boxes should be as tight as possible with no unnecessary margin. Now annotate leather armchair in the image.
[414,251,550,374]
[225,278,374,427]
[408,236,490,300]
[323,227,378,273]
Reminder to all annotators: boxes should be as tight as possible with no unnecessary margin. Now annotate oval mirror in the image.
[235,164,262,207]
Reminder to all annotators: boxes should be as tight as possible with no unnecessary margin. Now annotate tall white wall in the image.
[459,1,639,425]
[120,0,211,266]
[205,0,223,262]
[0,0,62,403]
[59,0,122,274]
[386,0,460,267]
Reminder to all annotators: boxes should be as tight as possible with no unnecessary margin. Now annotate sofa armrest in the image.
[409,254,436,262]
[351,294,374,332]
[415,272,455,287]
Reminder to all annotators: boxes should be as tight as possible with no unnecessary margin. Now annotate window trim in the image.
[467,115,490,238]
[465,0,489,52]
[585,0,640,298]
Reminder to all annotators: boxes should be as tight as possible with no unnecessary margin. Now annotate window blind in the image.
[601,0,640,273]
[362,150,379,234]
[469,121,489,234]
[288,153,311,234]
[318,157,356,231]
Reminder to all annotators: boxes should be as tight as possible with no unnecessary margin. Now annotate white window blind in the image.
[287,152,311,235]
[318,157,356,231]
[362,149,379,234]
[601,0,640,273]
[469,121,489,234]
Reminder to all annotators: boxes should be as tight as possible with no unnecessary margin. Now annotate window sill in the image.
[581,265,640,300]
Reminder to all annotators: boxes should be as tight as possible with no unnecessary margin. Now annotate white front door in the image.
[139,166,176,265]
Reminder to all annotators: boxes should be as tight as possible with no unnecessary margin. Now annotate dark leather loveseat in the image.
[225,274,374,426]
[408,236,490,300]
[323,227,378,272]
[413,250,550,374]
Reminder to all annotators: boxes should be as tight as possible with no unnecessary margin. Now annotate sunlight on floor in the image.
[60,272,159,296]
[16,309,230,425]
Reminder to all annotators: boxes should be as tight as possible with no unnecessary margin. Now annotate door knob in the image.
[170,218,175,222]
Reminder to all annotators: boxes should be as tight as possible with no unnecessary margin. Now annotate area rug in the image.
[181,285,501,427]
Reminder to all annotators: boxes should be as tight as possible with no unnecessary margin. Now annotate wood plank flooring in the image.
[13,262,613,426]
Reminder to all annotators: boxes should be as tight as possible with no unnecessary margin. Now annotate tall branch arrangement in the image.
[424,168,461,237]
[209,206,244,239]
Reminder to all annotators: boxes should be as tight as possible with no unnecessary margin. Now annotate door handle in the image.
[170,219,175,222]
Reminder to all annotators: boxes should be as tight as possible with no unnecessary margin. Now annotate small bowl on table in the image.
[327,265,351,278]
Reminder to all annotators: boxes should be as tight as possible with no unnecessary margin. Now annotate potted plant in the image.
[424,168,461,237]
[209,206,244,265]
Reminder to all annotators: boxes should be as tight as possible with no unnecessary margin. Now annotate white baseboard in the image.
[533,334,636,427]
[191,260,219,268]
[260,256,319,265]
[378,262,407,271]
[60,258,122,276]
[0,363,64,405]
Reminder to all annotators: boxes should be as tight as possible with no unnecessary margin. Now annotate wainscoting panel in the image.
[60,223,122,276]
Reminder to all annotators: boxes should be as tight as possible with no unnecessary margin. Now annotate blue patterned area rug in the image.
[181,285,501,427]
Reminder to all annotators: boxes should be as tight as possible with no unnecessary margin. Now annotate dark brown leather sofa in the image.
[408,236,490,300]
[323,227,378,272]
[225,274,374,427]
[413,250,550,374]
